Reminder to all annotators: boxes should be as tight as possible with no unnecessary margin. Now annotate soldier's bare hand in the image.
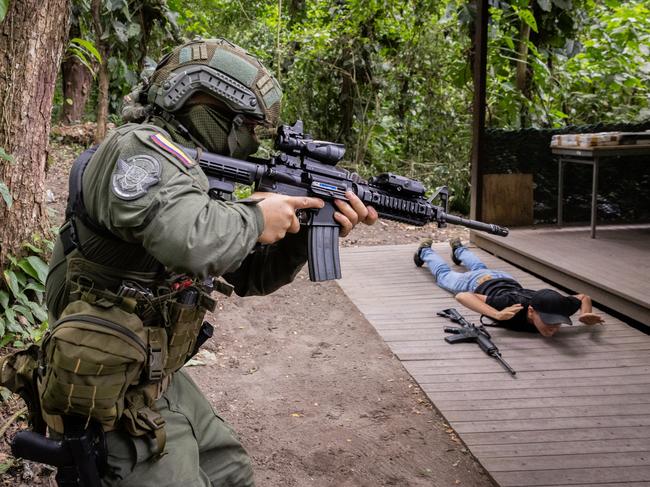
[334,191,378,237]
[254,192,324,244]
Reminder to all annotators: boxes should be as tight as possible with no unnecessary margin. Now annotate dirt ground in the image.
[0,138,494,487]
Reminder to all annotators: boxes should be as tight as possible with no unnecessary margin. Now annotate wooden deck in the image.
[472,224,650,326]
[337,242,650,487]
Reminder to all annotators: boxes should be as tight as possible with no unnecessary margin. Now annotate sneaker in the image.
[413,238,433,267]
[449,237,464,266]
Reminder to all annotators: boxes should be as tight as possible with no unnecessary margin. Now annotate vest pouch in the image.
[40,300,148,430]
[164,297,207,374]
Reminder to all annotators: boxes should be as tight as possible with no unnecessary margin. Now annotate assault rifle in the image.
[183,120,509,281]
[437,308,516,376]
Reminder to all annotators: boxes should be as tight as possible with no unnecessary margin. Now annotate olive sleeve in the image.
[97,128,265,278]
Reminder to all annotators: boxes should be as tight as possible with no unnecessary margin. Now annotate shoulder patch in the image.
[150,133,195,168]
[111,155,161,200]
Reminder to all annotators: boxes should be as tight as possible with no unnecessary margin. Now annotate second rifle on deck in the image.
[438,308,516,377]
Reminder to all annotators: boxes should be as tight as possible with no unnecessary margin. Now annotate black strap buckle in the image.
[59,221,79,256]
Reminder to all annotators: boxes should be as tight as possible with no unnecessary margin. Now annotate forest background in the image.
[0,0,649,420]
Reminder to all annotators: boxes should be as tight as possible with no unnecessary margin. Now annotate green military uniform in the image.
[40,37,302,486]
[44,121,309,486]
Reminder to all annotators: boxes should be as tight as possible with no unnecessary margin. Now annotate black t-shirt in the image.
[474,278,537,333]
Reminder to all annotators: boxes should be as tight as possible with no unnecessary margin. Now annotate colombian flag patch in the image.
[150,133,195,168]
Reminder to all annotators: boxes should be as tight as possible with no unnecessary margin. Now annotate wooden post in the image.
[470,0,489,221]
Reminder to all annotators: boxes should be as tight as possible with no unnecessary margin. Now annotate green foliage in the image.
[68,37,103,76]
[165,1,473,210]
[553,0,650,124]
[484,0,650,128]
[1,147,14,208]
[0,0,9,23]
[60,0,650,214]
[70,0,179,114]
[0,238,52,348]
[0,147,13,163]
[0,181,12,208]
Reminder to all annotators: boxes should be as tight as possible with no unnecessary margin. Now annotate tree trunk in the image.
[515,23,531,93]
[94,51,110,142]
[91,0,110,143]
[0,0,71,265]
[516,15,532,127]
[60,22,93,124]
[61,58,93,124]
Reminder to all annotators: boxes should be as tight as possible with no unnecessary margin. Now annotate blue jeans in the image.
[421,247,514,294]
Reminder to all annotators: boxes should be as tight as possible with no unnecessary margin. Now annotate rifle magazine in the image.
[307,225,341,281]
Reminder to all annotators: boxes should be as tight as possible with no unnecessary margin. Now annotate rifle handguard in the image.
[443,326,461,334]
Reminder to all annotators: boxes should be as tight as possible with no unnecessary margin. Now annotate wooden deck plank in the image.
[423,383,650,400]
[484,452,650,471]
[472,438,650,457]
[451,415,650,434]
[395,345,650,362]
[461,427,650,445]
[446,404,650,422]
[421,366,650,388]
[435,394,650,411]
[407,358,650,376]
[424,375,650,393]
[492,466,650,486]
[337,242,650,487]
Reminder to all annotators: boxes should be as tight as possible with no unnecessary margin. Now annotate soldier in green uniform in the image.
[41,38,377,486]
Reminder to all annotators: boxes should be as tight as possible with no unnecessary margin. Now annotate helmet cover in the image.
[147,39,282,127]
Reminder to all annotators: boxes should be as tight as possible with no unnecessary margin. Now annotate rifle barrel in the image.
[493,353,517,376]
[444,213,509,237]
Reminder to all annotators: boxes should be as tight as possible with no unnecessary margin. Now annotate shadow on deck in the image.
[337,242,650,487]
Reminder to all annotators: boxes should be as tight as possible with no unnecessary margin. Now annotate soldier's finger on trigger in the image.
[293,196,324,209]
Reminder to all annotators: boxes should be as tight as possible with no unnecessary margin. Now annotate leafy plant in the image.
[67,37,103,75]
[0,238,52,348]
[1,146,14,208]
[0,181,11,208]
[0,0,9,23]
[59,0,650,216]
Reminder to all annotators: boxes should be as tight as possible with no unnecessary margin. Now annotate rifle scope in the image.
[275,121,345,166]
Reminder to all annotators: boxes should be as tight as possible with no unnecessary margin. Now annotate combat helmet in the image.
[147,38,282,128]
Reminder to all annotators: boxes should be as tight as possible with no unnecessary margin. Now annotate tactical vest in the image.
[38,137,219,454]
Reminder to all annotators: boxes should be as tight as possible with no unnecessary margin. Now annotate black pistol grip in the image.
[307,224,341,281]
[11,431,73,467]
